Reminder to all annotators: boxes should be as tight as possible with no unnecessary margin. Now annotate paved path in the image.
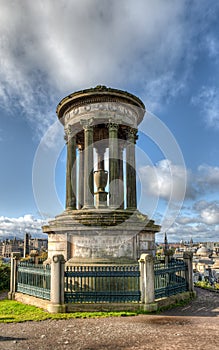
[0,288,219,350]
[161,287,219,317]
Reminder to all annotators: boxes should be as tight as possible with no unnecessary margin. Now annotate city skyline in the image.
[0,1,219,242]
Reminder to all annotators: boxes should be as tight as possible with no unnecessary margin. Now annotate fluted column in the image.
[65,126,77,210]
[126,127,137,210]
[118,144,124,209]
[78,146,84,209]
[108,122,119,209]
[81,119,94,209]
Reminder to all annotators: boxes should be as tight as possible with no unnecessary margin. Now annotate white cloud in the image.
[197,164,219,190]
[193,200,219,225]
[156,217,219,243]
[139,159,187,202]
[156,200,219,242]
[0,0,214,138]
[204,35,219,59]
[0,215,48,239]
[191,86,219,129]
[140,161,219,242]
[141,162,219,202]
[200,206,219,225]
[180,164,219,199]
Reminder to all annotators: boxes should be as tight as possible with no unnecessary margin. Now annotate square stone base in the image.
[43,209,160,262]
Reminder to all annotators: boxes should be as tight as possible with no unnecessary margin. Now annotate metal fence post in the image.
[183,251,194,292]
[139,253,157,312]
[48,254,66,313]
[8,252,21,300]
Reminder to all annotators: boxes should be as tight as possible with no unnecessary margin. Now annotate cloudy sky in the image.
[0,0,219,242]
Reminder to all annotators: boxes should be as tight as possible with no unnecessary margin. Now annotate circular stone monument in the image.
[42,86,160,263]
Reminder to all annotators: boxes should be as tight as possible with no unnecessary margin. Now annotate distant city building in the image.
[156,238,219,284]
[0,237,23,258]
[0,234,48,258]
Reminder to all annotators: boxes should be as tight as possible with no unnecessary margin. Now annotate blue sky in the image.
[0,0,219,242]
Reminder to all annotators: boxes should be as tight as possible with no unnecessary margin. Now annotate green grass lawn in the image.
[0,299,137,323]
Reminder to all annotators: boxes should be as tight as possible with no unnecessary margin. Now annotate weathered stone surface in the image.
[43,209,160,262]
[43,86,161,263]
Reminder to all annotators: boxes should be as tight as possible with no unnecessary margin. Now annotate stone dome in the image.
[212,259,219,269]
[196,244,210,257]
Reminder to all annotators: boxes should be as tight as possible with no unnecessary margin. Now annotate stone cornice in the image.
[57,86,145,123]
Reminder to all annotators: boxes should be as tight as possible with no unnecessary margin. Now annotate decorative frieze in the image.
[64,102,138,129]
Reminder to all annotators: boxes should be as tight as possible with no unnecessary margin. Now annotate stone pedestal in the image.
[43,209,160,263]
[48,254,66,313]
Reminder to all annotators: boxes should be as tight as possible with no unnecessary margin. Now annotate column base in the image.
[95,191,108,209]
[82,205,95,210]
[8,292,15,300]
[142,303,157,312]
[47,303,66,313]
[65,207,76,212]
[109,205,120,210]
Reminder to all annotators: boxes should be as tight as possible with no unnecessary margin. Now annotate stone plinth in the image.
[42,209,160,263]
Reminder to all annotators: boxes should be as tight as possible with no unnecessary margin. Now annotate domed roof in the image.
[196,244,210,257]
[212,259,219,269]
[56,85,145,123]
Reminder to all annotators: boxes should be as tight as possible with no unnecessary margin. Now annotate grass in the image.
[156,298,193,313]
[0,299,137,323]
[195,281,219,291]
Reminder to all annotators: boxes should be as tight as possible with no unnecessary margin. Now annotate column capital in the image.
[107,121,119,131]
[64,125,74,142]
[64,125,80,142]
[80,118,94,131]
[126,127,138,142]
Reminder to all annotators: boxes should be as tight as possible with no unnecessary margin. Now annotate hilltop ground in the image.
[0,288,219,350]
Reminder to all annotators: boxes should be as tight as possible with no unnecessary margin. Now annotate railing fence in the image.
[11,252,193,312]
[17,261,51,300]
[64,265,140,303]
[154,258,188,299]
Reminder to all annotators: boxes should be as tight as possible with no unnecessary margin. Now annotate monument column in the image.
[65,126,77,210]
[81,119,94,209]
[118,144,124,209]
[78,146,84,209]
[108,122,119,209]
[126,127,137,210]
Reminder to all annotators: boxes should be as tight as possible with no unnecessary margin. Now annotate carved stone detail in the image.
[107,121,119,132]
[80,118,93,131]
[64,102,137,126]
[126,127,138,143]
[64,125,74,142]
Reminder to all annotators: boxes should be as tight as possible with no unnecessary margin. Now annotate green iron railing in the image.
[64,265,140,303]
[17,262,51,300]
[154,258,188,299]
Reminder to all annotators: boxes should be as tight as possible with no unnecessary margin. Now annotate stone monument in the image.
[43,86,160,263]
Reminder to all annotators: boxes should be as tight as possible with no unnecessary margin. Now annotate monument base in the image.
[42,209,160,263]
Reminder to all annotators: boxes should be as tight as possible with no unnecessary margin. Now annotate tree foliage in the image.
[0,262,10,291]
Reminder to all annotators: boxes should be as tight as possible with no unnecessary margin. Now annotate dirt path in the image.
[0,288,218,350]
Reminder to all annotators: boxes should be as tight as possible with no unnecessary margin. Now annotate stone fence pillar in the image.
[48,254,66,313]
[139,253,157,311]
[8,252,21,300]
[183,251,194,292]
